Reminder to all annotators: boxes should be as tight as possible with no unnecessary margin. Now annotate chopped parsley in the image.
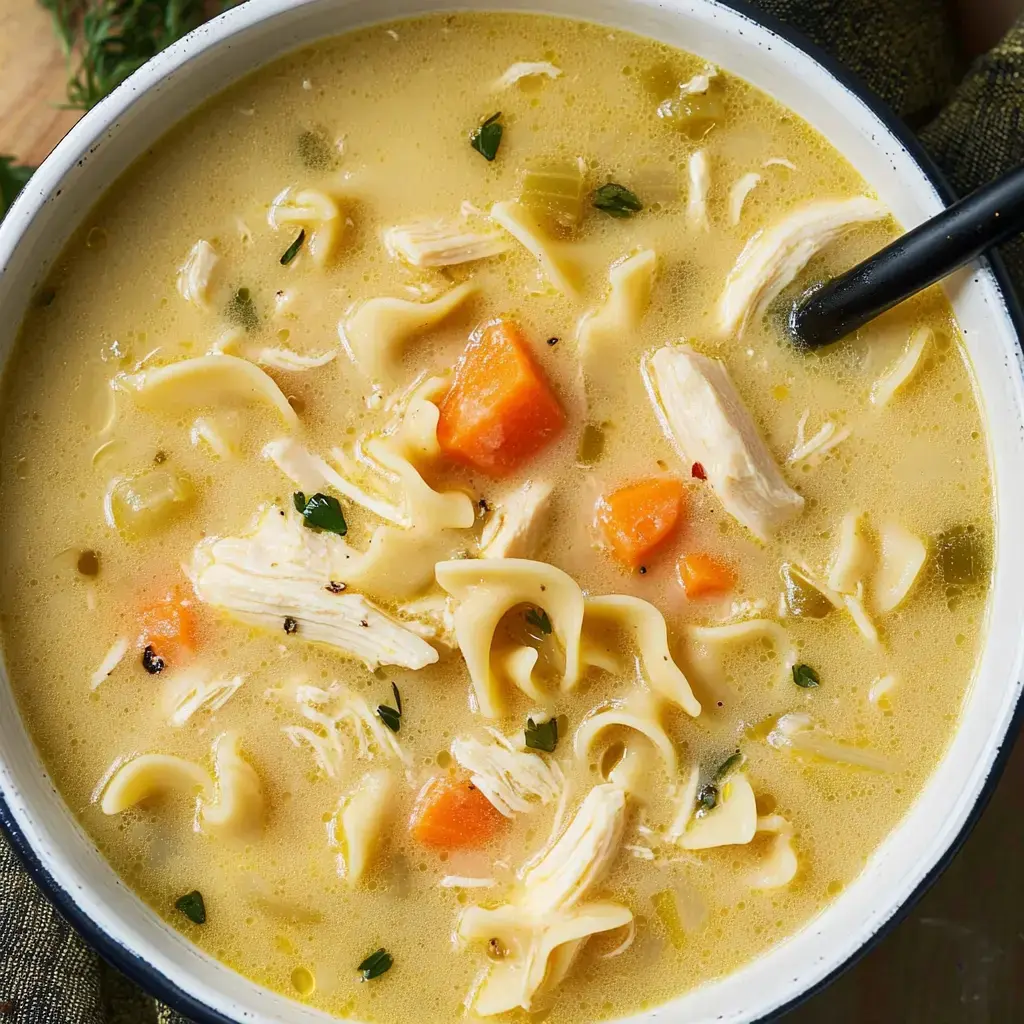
[279,229,306,266]
[470,112,503,161]
[174,890,206,925]
[524,716,558,753]
[358,947,393,981]
[377,682,402,733]
[792,663,821,688]
[292,492,347,536]
[592,182,643,218]
[525,607,552,635]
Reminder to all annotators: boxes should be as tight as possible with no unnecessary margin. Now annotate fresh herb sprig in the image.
[470,112,503,161]
[38,0,210,112]
[592,182,643,218]
[376,682,402,733]
[358,947,393,981]
[293,491,347,536]
[524,715,558,753]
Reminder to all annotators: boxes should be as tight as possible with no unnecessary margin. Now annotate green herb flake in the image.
[524,716,558,753]
[592,182,643,218]
[280,229,306,266]
[713,750,745,780]
[377,683,402,733]
[470,112,503,161]
[524,607,552,635]
[358,947,393,981]
[295,492,347,536]
[377,704,401,733]
[226,287,259,332]
[792,663,820,688]
[174,889,206,925]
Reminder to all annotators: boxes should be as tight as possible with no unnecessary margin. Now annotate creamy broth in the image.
[0,12,992,1024]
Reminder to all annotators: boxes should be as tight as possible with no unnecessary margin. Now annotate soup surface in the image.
[0,12,993,1024]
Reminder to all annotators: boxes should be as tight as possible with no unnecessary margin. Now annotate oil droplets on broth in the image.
[0,12,992,1024]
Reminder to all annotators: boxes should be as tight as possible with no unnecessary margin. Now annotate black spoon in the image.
[789,163,1024,349]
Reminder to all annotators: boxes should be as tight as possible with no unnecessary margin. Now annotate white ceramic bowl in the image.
[2,1,1023,1021]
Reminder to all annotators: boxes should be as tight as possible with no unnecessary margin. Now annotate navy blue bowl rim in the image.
[1,1,1022,1022]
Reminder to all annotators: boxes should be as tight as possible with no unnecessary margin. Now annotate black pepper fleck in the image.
[141,645,165,674]
[359,619,369,628]
[153,450,167,465]
[325,581,347,594]
[546,336,559,346]
[283,617,298,634]
[639,565,648,575]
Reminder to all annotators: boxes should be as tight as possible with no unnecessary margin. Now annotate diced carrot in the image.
[679,553,736,598]
[410,776,507,850]
[594,477,685,568]
[139,586,197,661]
[437,319,566,477]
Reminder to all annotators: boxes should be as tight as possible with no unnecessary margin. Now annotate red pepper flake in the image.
[691,462,707,480]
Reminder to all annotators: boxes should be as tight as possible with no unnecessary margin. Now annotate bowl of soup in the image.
[1,1,1022,1022]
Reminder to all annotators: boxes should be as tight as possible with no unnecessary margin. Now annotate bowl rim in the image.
[1,1,1022,1022]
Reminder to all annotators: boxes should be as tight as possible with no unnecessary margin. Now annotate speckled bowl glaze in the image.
[1,2,1023,1022]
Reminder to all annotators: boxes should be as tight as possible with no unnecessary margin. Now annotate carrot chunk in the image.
[437,319,566,476]
[595,477,685,568]
[679,553,736,598]
[410,776,506,850]
[139,586,197,661]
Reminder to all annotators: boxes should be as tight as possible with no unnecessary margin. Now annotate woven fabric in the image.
[2,3,1022,1023]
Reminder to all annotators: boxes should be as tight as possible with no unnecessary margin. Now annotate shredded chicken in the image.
[189,509,438,670]
[165,668,245,726]
[728,172,761,225]
[452,728,564,817]
[788,409,851,465]
[255,347,337,371]
[718,196,888,336]
[768,712,894,770]
[871,326,932,407]
[90,637,129,690]
[176,239,219,309]
[479,480,554,558]
[457,782,631,1015]
[493,61,563,89]
[284,683,408,775]
[645,345,803,540]
[686,150,710,231]
[383,220,510,267]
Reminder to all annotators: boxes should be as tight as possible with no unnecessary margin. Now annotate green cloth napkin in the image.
[2,2,1022,1022]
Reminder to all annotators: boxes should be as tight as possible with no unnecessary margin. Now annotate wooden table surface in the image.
[1,2,1023,1022]
[0,0,81,167]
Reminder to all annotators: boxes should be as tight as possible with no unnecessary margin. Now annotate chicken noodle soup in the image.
[0,12,992,1023]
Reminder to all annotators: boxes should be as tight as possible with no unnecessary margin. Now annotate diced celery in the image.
[519,161,585,231]
[652,889,686,950]
[780,563,833,619]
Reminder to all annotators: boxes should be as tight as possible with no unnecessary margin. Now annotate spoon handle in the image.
[790,163,1024,348]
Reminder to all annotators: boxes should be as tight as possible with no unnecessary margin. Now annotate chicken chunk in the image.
[645,345,803,540]
[479,480,554,558]
[189,509,438,670]
[718,196,887,336]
